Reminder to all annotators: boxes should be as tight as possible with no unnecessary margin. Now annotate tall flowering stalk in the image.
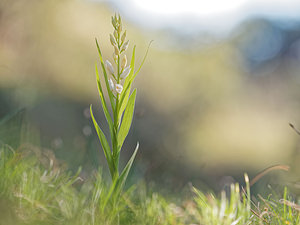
[90,14,150,201]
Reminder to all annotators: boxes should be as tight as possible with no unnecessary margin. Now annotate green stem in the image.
[112,28,122,180]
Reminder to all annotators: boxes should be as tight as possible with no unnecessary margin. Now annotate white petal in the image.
[120,66,131,79]
[105,60,114,74]
[122,40,129,51]
[108,78,114,91]
[115,84,123,94]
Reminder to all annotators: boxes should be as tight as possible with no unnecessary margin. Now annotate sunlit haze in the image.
[132,0,247,16]
[97,0,300,34]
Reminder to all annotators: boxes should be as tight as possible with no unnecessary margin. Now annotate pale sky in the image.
[95,0,300,34]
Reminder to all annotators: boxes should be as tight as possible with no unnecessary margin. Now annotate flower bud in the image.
[121,31,126,43]
[113,30,118,40]
[115,84,123,94]
[118,19,122,33]
[121,55,127,69]
[108,78,114,91]
[111,16,117,29]
[114,14,118,24]
[113,53,118,63]
[120,66,130,79]
[118,14,121,24]
[121,40,129,52]
[114,45,120,56]
[109,34,116,46]
[105,60,114,74]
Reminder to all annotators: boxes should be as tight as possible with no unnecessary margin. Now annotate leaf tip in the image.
[89,104,94,114]
[135,142,139,151]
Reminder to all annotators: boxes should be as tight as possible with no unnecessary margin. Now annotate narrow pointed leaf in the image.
[118,41,151,120]
[90,105,114,177]
[95,38,115,110]
[118,83,131,120]
[134,40,152,77]
[114,142,139,198]
[95,64,114,140]
[117,89,137,149]
[123,46,136,89]
[118,46,136,119]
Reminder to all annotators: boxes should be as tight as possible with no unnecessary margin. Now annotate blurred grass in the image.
[0,139,298,225]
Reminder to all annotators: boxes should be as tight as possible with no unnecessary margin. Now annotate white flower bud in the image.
[113,30,118,40]
[118,21,122,33]
[121,31,126,43]
[113,53,118,63]
[108,78,114,91]
[109,34,116,46]
[115,84,123,94]
[118,14,122,25]
[114,45,120,56]
[121,40,129,52]
[120,66,131,79]
[111,16,117,29]
[121,55,127,70]
[105,60,114,74]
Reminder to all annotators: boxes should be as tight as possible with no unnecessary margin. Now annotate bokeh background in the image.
[1,0,300,191]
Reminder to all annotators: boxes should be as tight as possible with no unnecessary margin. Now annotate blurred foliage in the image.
[0,141,298,225]
[0,0,300,189]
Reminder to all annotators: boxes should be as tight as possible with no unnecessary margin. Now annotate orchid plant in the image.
[90,14,150,203]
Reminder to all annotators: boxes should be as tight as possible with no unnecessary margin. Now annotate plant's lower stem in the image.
[111,32,121,181]
[113,94,120,179]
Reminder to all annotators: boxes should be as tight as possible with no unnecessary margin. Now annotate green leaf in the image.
[113,142,139,200]
[118,46,136,119]
[117,89,137,150]
[95,38,115,110]
[118,83,131,120]
[95,64,114,140]
[90,105,114,177]
[118,41,151,120]
[134,40,152,78]
[123,46,136,87]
